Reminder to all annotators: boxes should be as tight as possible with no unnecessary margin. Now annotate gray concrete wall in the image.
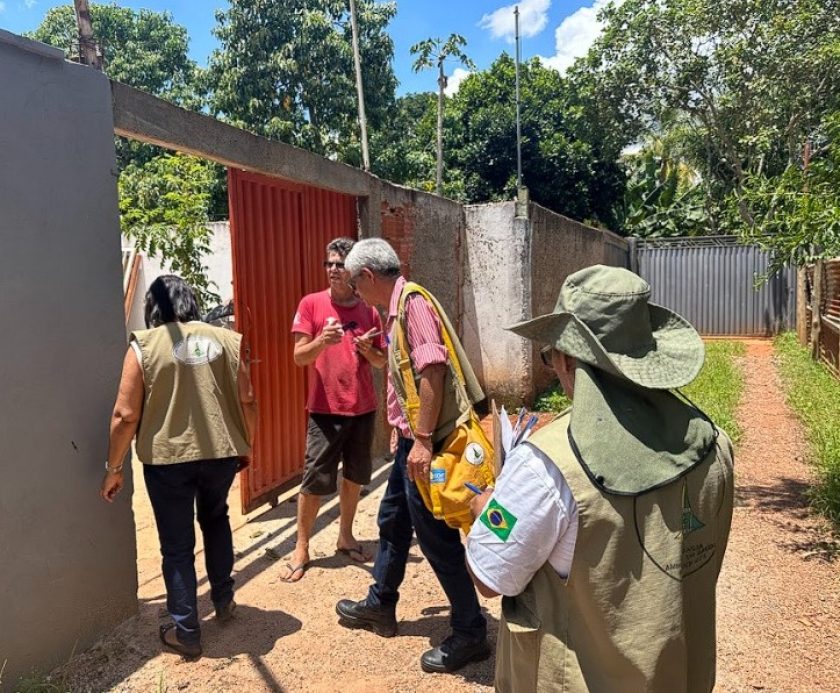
[462,202,532,406]
[462,201,629,405]
[528,202,629,395]
[0,31,138,688]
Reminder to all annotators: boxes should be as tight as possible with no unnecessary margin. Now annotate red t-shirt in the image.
[291,290,385,416]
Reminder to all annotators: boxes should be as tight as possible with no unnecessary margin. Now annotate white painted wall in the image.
[126,221,233,333]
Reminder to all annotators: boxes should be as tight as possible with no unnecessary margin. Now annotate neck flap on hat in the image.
[568,363,717,496]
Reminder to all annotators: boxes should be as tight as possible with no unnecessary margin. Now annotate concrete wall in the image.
[462,201,630,405]
[0,32,138,688]
[528,203,629,395]
[462,202,532,406]
[126,221,234,333]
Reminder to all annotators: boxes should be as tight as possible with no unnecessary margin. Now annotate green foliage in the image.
[737,112,840,274]
[573,0,840,237]
[618,144,706,237]
[208,0,397,161]
[682,341,745,444]
[119,154,219,307]
[410,34,475,74]
[533,383,571,413]
[775,332,840,526]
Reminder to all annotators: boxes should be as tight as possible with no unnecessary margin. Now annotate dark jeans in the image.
[367,437,486,640]
[144,457,239,646]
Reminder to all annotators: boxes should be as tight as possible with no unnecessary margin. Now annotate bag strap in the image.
[394,282,470,433]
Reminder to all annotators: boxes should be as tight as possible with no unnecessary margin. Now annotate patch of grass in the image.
[532,341,745,443]
[682,340,746,444]
[533,382,571,413]
[774,332,840,526]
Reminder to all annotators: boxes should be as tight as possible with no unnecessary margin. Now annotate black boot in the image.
[335,598,398,638]
[420,634,492,673]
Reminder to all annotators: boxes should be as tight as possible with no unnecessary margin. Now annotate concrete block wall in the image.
[0,31,138,689]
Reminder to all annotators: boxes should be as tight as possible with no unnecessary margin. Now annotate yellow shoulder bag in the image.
[394,285,495,534]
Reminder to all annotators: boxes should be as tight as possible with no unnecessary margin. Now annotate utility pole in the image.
[349,0,370,171]
[514,6,529,218]
[436,60,446,194]
[73,0,102,70]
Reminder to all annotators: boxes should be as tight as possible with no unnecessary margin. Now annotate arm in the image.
[354,327,387,369]
[293,324,343,366]
[100,347,144,503]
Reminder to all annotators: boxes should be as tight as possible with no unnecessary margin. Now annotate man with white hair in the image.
[466,264,735,692]
[335,238,490,674]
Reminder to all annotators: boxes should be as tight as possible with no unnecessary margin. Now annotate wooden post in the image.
[796,267,808,346]
[810,260,823,360]
[73,0,102,69]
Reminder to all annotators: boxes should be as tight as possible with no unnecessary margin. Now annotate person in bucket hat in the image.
[465,264,735,693]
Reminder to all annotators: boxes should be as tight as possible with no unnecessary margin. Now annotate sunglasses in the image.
[540,346,553,367]
[324,261,345,269]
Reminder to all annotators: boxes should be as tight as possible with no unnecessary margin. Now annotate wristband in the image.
[414,431,433,441]
[105,461,124,473]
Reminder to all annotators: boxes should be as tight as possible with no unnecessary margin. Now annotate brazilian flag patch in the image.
[480,499,517,541]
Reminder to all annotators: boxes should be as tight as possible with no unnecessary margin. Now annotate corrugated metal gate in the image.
[228,169,357,514]
[634,236,796,336]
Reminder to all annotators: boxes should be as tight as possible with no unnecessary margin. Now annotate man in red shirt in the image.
[283,237,387,582]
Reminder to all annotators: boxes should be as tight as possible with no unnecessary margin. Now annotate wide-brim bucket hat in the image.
[507,265,704,389]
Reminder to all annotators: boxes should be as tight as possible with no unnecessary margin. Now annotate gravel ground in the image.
[51,341,839,692]
[716,341,840,692]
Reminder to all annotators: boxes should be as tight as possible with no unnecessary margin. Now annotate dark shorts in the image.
[301,412,376,495]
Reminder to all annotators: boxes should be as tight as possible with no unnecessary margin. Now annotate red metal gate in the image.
[228,169,357,513]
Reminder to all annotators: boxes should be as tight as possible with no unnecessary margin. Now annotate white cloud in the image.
[479,0,551,43]
[0,2,6,13]
[445,67,472,96]
[538,0,623,74]
[25,0,38,8]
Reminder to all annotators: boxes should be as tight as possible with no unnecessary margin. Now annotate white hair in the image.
[344,238,402,277]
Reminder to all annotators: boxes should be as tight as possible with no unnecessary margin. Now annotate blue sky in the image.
[0,0,612,94]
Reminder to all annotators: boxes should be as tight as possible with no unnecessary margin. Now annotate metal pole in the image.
[515,5,523,189]
[73,0,102,69]
[436,59,445,195]
[349,0,370,171]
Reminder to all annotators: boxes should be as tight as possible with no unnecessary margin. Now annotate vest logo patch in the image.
[172,335,223,366]
[480,499,517,541]
[635,475,720,581]
[430,468,446,484]
[464,442,486,465]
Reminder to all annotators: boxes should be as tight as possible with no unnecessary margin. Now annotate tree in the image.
[571,0,840,230]
[410,34,475,195]
[120,154,219,307]
[448,55,624,226]
[208,0,397,161]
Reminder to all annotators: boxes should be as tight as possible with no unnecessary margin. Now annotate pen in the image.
[464,482,484,495]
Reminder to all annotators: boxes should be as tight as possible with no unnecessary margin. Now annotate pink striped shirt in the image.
[386,276,448,438]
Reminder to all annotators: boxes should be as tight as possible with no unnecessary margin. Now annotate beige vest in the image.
[496,413,734,693]
[131,322,251,464]
[387,282,484,443]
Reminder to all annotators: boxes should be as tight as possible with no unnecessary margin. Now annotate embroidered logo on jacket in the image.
[172,335,223,366]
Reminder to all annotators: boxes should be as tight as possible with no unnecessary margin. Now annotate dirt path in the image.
[716,341,840,692]
[52,341,839,692]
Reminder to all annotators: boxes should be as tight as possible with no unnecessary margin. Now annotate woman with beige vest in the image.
[100,275,257,660]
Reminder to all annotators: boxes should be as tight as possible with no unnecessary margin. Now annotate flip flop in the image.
[281,561,309,582]
[336,545,371,563]
[159,623,202,660]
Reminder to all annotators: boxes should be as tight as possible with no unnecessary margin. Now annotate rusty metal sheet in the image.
[228,169,357,514]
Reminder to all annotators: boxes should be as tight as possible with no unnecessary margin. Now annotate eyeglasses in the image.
[324,260,345,269]
[540,346,553,367]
